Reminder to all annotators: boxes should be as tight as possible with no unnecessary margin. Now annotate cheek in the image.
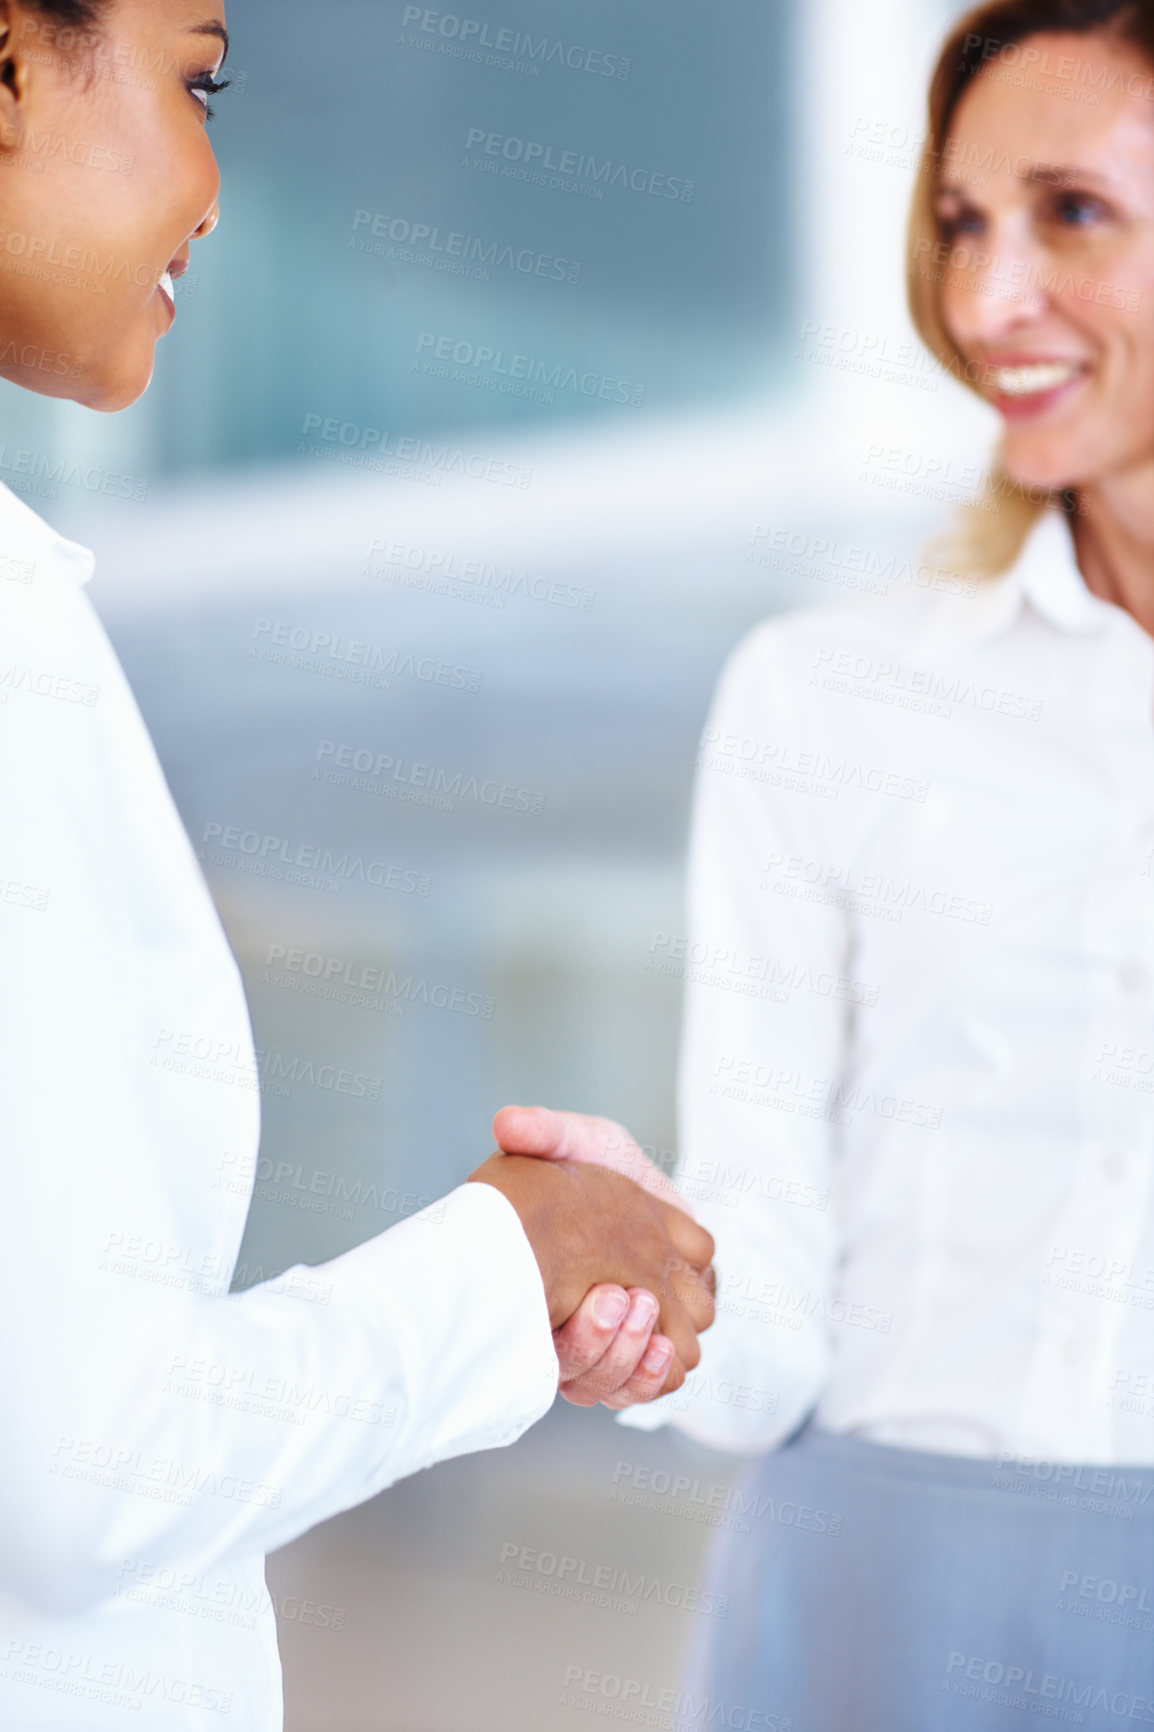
[1049,232,1154,324]
[938,279,964,335]
[1051,287,1148,365]
[84,85,218,262]
[937,276,979,356]
[125,153,207,260]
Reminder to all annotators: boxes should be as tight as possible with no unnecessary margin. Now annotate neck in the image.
[1071,463,1154,639]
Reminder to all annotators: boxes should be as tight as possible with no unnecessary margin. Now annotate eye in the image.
[1046,189,1108,229]
[935,200,985,241]
[188,71,231,122]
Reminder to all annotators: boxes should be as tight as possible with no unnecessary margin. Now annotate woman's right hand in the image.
[487,1104,712,1406]
[467,1153,715,1395]
[552,1285,678,1409]
[492,1104,695,1213]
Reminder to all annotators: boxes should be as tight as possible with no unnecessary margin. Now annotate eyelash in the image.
[188,72,231,122]
[937,208,983,240]
[936,192,1109,242]
[1048,192,1107,227]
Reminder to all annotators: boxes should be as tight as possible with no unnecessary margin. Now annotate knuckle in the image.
[564,1317,597,1352]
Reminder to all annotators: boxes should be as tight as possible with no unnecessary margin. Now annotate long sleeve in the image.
[1,1174,557,1618]
[0,508,557,1618]
[622,623,855,1451]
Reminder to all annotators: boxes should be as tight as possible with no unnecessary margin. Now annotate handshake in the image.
[469,1105,716,1413]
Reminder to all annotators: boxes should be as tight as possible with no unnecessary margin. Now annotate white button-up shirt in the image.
[624,505,1154,1466]
[0,484,558,1729]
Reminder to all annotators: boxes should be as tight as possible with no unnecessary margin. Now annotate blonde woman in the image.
[606,1,1154,1726]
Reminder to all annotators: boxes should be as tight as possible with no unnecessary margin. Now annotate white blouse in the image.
[625,505,1154,1466]
[0,484,557,1730]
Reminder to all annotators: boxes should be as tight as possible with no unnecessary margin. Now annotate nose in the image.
[946,218,1049,345]
[193,199,221,242]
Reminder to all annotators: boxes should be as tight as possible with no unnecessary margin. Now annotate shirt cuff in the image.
[324,1181,559,1485]
[615,1393,678,1432]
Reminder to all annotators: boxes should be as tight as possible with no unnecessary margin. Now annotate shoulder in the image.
[711,584,949,720]
[0,485,97,649]
[0,484,95,592]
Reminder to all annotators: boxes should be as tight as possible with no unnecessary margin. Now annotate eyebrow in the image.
[935,164,1113,199]
[188,20,230,65]
[1025,163,1111,187]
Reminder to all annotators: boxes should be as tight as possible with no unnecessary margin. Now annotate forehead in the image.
[111,0,228,38]
[943,30,1154,199]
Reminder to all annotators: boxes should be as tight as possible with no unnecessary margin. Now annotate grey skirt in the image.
[679,1425,1154,1732]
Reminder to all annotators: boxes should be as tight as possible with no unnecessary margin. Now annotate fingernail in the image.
[593,1290,629,1327]
[630,1293,659,1328]
[642,1338,673,1374]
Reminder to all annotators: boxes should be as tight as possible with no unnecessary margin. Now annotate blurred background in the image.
[7,0,1001,1725]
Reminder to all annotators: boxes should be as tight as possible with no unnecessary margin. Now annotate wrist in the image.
[467,1155,570,1326]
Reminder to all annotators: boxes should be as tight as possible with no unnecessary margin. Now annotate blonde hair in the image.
[906,0,1154,575]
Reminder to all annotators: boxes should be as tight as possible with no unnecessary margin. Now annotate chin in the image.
[1000,437,1084,497]
[67,329,158,412]
[79,366,156,413]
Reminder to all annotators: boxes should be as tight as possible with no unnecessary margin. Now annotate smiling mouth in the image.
[987,360,1086,397]
[157,271,176,310]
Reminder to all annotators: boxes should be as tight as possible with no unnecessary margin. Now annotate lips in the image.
[156,253,189,313]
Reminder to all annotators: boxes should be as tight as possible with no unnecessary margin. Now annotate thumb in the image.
[491,1104,565,1158]
[492,1104,696,1216]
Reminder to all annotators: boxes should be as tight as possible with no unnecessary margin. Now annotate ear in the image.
[0,0,28,154]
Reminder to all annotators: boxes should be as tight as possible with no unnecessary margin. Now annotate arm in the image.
[0,598,713,1617]
[0,1172,554,1616]
[500,627,855,1452]
[2,1150,712,1617]
[0,585,561,1612]
[625,624,853,1450]
[0,808,715,1622]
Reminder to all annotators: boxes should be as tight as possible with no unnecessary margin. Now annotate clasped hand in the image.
[469,1106,715,1412]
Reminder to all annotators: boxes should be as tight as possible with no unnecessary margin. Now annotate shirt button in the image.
[1102,1149,1128,1183]
[1064,1337,1084,1367]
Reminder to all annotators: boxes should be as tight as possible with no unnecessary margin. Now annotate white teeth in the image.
[991,361,1081,396]
[158,271,175,304]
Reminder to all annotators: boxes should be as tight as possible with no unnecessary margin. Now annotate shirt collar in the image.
[944,504,1122,650]
[0,479,95,587]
